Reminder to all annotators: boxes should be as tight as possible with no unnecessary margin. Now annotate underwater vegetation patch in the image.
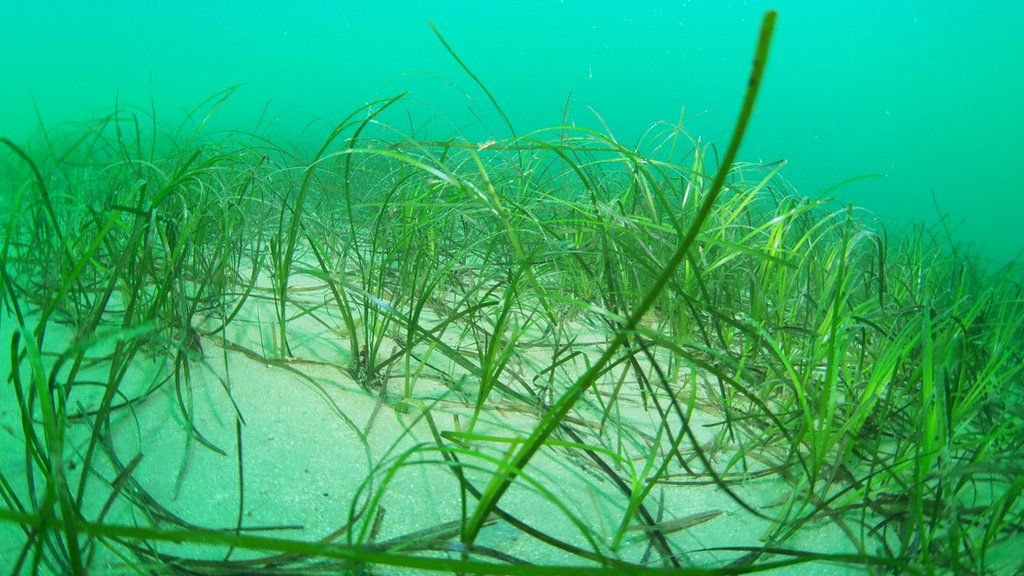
[2,11,1023,575]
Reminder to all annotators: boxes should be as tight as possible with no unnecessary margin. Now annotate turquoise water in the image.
[2,1,1022,261]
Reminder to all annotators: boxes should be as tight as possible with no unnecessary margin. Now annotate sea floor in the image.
[1,269,873,575]
[2,116,1022,574]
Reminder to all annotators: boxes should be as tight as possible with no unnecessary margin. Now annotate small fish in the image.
[366,293,397,314]
[477,139,497,151]
[627,510,723,535]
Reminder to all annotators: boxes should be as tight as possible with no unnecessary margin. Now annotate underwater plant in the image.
[1,9,1023,576]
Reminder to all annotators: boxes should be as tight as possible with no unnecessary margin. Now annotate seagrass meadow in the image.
[2,9,1024,576]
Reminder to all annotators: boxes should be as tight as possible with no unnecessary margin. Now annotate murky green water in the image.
[2,4,1024,575]
[2,1,1021,261]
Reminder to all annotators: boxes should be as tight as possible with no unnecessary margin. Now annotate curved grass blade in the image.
[461,10,780,546]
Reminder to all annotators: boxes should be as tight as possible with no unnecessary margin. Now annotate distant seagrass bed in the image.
[1,12,1023,576]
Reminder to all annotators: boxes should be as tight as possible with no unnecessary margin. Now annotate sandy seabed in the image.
[0,266,868,575]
